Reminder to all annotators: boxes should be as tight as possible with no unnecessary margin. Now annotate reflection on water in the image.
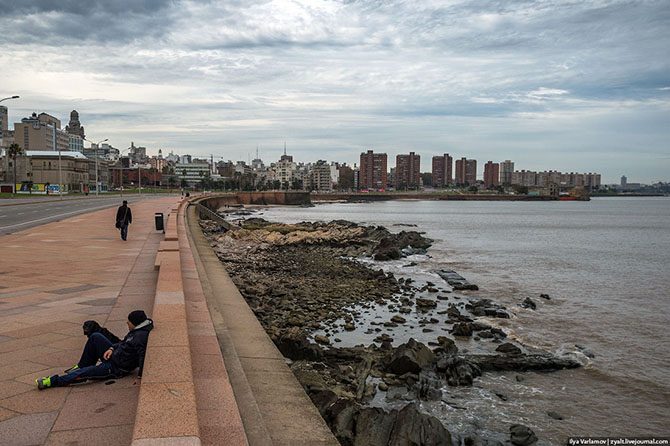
[260,197,670,440]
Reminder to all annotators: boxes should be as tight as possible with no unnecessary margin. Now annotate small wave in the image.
[554,344,593,367]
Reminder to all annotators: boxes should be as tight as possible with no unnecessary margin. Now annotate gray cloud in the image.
[1,0,669,182]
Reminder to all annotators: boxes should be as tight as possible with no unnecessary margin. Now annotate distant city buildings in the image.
[359,150,387,190]
[432,153,453,187]
[0,104,615,195]
[500,160,514,185]
[395,152,421,190]
[510,170,601,189]
[69,134,83,152]
[0,105,7,133]
[14,112,69,152]
[309,160,332,191]
[65,110,85,140]
[483,161,500,188]
[455,157,477,185]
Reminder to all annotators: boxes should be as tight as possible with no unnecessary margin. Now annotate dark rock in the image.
[353,407,396,446]
[495,392,508,401]
[436,336,459,356]
[490,328,507,338]
[386,338,435,375]
[344,322,355,331]
[540,293,551,300]
[391,315,407,324]
[496,343,522,355]
[509,424,538,446]
[466,354,581,372]
[436,356,482,386]
[451,322,473,337]
[520,297,537,310]
[315,335,331,345]
[354,403,452,446]
[547,411,564,420]
[274,328,323,360]
[416,298,437,308]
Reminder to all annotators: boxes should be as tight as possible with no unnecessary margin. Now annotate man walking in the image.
[36,310,153,389]
[116,200,132,241]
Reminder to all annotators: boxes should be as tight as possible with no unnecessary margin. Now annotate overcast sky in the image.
[1,0,669,183]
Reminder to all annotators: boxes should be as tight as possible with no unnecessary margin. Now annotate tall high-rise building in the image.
[500,160,514,185]
[395,152,421,190]
[65,110,85,140]
[621,175,627,188]
[359,150,387,190]
[483,161,500,188]
[455,157,477,185]
[432,153,453,187]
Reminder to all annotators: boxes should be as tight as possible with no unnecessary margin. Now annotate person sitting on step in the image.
[36,310,153,389]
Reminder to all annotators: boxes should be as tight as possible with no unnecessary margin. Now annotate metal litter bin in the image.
[155,212,164,231]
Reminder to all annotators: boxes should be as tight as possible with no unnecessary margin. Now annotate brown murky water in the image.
[259,197,670,443]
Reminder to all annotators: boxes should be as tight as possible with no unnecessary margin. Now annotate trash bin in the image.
[155,213,164,231]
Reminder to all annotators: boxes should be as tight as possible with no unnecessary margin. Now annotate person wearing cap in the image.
[36,310,153,389]
[115,200,133,241]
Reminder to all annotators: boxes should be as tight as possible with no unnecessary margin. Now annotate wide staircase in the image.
[134,197,338,445]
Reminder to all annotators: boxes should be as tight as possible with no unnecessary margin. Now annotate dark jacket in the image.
[110,319,153,377]
[116,205,132,225]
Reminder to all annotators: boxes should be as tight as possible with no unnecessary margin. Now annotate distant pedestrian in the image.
[115,200,132,241]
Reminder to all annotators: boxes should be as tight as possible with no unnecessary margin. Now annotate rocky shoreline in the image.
[200,216,581,445]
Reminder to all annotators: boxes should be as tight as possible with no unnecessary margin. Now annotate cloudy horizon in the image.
[1,0,669,183]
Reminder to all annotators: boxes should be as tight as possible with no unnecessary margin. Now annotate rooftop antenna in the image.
[284,141,287,156]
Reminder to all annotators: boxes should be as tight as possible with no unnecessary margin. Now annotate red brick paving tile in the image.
[0,380,34,399]
[0,346,59,365]
[30,348,80,368]
[152,303,186,321]
[0,361,50,380]
[52,385,139,431]
[0,411,59,446]
[149,320,189,347]
[47,335,86,351]
[0,406,17,422]
[197,409,247,446]
[141,346,192,384]
[190,335,222,356]
[191,353,227,379]
[133,382,199,439]
[1,321,81,338]
[0,387,69,414]
[46,423,134,446]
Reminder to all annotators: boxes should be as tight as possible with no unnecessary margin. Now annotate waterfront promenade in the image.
[0,197,179,444]
[0,194,338,446]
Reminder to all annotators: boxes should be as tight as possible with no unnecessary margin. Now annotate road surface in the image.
[0,195,174,235]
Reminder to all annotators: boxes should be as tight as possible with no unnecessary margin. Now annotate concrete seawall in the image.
[184,201,339,446]
[312,192,558,201]
[198,192,311,211]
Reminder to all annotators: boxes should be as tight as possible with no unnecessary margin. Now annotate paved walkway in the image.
[0,197,177,446]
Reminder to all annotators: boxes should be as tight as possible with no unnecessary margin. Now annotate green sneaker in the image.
[36,376,52,390]
[64,364,79,374]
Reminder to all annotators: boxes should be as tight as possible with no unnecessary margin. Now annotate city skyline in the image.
[1,1,669,183]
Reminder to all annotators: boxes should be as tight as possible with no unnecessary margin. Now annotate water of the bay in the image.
[257,197,670,442]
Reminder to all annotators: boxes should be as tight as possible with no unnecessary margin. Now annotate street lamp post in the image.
[50,123,63,200]
[84,138,108,196]
[0,95,20,103]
